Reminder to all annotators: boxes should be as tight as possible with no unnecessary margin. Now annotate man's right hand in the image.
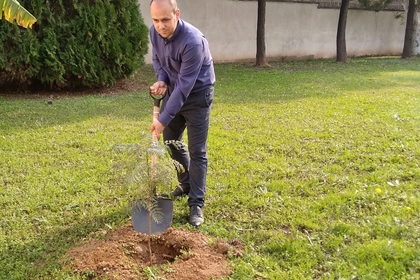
[149,81,168,96]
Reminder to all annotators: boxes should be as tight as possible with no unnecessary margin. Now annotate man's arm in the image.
[158,42,204,126]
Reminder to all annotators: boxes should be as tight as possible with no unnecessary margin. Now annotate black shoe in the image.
[171,184,190,197]
[189,205,204,226]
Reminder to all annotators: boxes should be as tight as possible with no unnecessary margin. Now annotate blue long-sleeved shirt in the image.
[150,19,216,126]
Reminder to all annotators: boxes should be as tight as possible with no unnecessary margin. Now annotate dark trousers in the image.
[162,86,214,207]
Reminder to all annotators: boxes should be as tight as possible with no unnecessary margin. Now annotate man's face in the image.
[150,2,180,39]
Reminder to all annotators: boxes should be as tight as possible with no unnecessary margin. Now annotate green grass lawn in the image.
[1,57,419,279]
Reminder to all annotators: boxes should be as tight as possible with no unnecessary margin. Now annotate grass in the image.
[1,57,419,279]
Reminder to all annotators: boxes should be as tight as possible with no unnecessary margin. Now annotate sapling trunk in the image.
[148,196,152,265]
[147,139,158,265]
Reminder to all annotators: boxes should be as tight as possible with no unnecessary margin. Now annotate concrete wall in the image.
[138,0,406,63]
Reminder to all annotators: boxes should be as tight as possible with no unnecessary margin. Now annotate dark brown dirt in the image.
[0,73,149,100]
[64,222,244,279]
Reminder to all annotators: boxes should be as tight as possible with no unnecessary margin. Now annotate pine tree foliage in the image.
[113,135,185,224]
[0,0,148,90]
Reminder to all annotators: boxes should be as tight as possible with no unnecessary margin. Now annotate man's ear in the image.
[175,9,180,20]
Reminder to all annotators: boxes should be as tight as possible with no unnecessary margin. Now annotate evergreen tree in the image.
[0,0,149,90]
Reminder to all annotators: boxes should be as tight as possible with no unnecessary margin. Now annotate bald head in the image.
[150,0,180,39]
[150,0,177,11]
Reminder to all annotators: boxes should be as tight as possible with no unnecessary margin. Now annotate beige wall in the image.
[139,0,405,63]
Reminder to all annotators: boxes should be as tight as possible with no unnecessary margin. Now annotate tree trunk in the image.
[336,0,350,62]
[256,0,270,67]
[402,0,416,58]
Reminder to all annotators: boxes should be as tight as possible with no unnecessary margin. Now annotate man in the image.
[148,0,215,226]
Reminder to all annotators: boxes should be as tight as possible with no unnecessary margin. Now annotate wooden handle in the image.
[151,100,161,177]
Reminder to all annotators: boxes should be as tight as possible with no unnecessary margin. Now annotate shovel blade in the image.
[132,197,173,234]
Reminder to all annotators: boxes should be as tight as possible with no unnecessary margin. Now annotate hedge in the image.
[0,0,149,90]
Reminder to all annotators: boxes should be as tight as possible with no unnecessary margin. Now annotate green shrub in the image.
[0,0,149,90]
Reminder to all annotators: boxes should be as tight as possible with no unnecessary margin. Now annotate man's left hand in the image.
[151,119,166,141]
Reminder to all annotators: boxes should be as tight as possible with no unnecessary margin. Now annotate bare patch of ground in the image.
[0,72,150,100]
[64,222,244,279]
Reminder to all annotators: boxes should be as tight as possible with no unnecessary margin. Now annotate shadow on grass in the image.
[0,198,197,280]
[2,57,419,132]
[0,208,130,280]
[0,91,152,132]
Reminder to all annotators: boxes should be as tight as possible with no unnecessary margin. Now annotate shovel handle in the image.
[152,100,160,143]
[150,92,163,142]
[150,90,165,143]
[150,91,164,175]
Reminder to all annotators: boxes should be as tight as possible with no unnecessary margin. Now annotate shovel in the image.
[131,92,173,234]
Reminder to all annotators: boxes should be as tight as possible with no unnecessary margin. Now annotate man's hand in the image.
[149,81,168,96]
[151,119,166,141]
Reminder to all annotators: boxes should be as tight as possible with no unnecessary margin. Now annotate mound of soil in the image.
[64,222,244,279]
